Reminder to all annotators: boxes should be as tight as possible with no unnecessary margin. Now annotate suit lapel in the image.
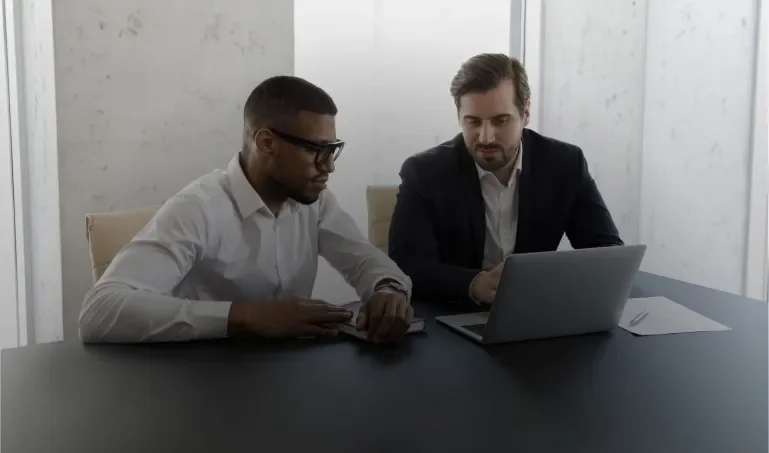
[453,135,486,265]
[514,129,534,254]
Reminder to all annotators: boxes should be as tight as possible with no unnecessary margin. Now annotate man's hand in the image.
[227,298,352,339]
[470,262,504,305]
[356,291,414,344]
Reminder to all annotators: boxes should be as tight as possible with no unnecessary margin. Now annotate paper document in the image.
[336,301,426,341]
[619,297,731,336]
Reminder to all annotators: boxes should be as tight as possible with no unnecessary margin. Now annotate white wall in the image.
[0,0,23,349]
[536,0,764,296]
[639,0,758,295]
[540,0,647,246]
[16,0,63,343]
[745,0,768,299]
[52,0,294,339]
[295,0,512,303]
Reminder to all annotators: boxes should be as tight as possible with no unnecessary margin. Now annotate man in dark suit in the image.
[388,53,623,306]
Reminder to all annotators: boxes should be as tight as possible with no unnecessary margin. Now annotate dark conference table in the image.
[2,272,767,453]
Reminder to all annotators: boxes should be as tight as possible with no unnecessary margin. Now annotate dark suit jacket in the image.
[388,129,623,304]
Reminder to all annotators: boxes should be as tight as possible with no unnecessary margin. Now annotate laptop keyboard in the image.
[462,323,486,336]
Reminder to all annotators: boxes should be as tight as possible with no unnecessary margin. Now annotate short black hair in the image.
[242,76,337,154]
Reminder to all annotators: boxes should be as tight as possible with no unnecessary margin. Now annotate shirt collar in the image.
[226,154,301,218]
[475,141,524,184]
[227,154,266,218]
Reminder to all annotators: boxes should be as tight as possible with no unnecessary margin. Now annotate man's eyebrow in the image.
[462,114,511,120]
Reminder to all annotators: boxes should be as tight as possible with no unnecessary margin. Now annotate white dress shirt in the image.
[80,154,411,343]
[477,142,523,270]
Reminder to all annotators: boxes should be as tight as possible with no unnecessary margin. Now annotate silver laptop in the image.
[436,244,647,344]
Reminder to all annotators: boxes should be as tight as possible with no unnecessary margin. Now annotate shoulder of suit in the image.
[403,135,461,169]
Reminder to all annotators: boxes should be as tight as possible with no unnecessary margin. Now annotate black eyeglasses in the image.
[267,128,345,166]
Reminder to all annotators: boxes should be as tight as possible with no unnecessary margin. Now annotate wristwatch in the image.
[374,278,409,298]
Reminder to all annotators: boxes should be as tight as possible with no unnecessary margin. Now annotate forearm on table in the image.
[79,282,231,343]
[321,233,411,300]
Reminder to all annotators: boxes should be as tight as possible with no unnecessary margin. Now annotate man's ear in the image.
[254,129,277,157]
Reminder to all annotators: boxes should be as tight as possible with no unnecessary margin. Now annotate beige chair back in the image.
[85,206,160,283]
[366,185,399,252]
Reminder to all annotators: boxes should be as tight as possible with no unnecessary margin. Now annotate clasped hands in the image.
[228,290,413,344]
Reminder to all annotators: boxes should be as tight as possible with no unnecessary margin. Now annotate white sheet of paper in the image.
[340,301,362,325]
[619,297,731,336]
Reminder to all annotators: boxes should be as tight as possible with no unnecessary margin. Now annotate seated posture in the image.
[80,76,413,344]
[389,53,622,306]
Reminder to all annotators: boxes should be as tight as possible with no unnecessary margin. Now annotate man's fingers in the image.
[374,299,398,341]
[301,299,333,306]
[321,306,354,313]
[302,300,354,317]
[310,310,353,324]
[387,300,411,340]
[356,310,367,331]
[366,299,386,340]
[396,300,408,323]
[303,300,349,311]
[301,302,353,323]
[299,325,339,337]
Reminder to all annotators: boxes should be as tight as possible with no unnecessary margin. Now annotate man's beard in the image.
[269,175,320,205]
[475,143,519,172]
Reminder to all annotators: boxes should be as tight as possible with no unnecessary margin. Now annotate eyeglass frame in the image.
[257,128,345,166]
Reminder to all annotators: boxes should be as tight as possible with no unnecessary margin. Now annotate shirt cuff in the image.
[190,300,232,339]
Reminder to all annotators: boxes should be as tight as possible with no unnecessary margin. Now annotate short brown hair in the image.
[450,53,530,114]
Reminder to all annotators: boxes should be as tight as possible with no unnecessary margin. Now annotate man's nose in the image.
[478,122,495,144]
[317,154,335,173]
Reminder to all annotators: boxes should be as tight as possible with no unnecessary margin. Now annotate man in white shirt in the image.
[80,76,413,344]
[389,54,623,306]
